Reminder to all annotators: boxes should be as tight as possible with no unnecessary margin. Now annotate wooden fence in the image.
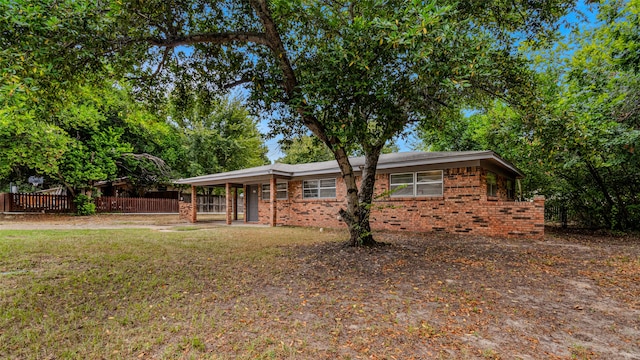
[0,193,9,212]
[3,193,75,213]
[95,196,178,213]
[1,193,178,214]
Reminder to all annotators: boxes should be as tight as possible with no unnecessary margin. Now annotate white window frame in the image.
[261,182,288,201]
[390,170,443,197]
[302,178,336,199]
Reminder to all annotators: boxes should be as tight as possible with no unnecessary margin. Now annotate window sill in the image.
[300,198,340,202]
[383,196,444,201]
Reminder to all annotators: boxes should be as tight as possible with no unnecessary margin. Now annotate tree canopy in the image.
[277,136,399,165]
[167,86,269,177]
[0,78,267,195]
[277,136,335,165]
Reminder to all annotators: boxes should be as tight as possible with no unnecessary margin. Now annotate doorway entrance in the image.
[245,185,259,222]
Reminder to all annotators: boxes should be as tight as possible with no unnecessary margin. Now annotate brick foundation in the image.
[255,167,544,239]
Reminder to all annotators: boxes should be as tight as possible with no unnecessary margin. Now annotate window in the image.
[506,179,515,199]
[303,178,336,199]
[261,182,288,200]
[390,170,443,197]
[486,172,497,197]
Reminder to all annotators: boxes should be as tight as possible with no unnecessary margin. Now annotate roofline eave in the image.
[172,151,526,185]
[173,169,294,186]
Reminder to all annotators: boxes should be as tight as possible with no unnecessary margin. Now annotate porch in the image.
[178,174,285,227]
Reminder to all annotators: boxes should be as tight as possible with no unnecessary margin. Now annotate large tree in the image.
[0,79,179,195]
[0,79,268,194]
[2,0,575,245]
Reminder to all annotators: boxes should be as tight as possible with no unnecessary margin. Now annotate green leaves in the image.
[277,136,334,164]
[0,100,69,179]
[167,89,269,177]
[2,0,578,239]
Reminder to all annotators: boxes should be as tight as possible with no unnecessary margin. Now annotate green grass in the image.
[0,227,340,359]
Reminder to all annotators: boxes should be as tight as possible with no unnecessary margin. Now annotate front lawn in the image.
[0,226,638,359]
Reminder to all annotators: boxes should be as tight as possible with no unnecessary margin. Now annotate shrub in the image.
[74,194,96,216]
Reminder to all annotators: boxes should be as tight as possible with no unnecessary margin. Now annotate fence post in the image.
[0,193,6,212]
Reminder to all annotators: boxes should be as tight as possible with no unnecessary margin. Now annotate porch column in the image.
[243,185,248,224]
[270,176,277,227]
[190,185,197,223]
[225,183,232,225]
[233,186,239,220]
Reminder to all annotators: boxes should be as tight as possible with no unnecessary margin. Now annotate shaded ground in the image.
[0,215,638,359]
[286,230,640,359]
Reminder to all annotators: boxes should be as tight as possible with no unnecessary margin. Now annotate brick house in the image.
[175,151,545,239]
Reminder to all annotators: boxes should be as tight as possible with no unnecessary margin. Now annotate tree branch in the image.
[475,84,513,105]
[146,32,271,48]
[248,0,332,146]
[151,47,172,78]
[122,153,172,177]
[223,77,253,89]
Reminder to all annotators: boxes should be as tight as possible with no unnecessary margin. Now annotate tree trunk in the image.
[584,159,616,228]
[336,146,382,247]
[247,0,384,244]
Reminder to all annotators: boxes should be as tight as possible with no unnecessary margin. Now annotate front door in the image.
[246,185,259,222]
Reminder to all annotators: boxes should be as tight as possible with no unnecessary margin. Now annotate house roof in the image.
[174,151,524,186]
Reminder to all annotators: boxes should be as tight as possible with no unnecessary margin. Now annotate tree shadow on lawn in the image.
[271,231,640,359]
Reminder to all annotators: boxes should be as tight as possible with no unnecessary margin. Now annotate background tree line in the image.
[0,79,268,196]
[0,1,268,195]
[417,0,640,230]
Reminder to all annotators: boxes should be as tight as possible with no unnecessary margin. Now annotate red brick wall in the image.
[178,201,194,223]
[256,167,544,239]
[258,178,348,228]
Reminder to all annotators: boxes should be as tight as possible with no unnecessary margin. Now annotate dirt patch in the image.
[281,230,640,359]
